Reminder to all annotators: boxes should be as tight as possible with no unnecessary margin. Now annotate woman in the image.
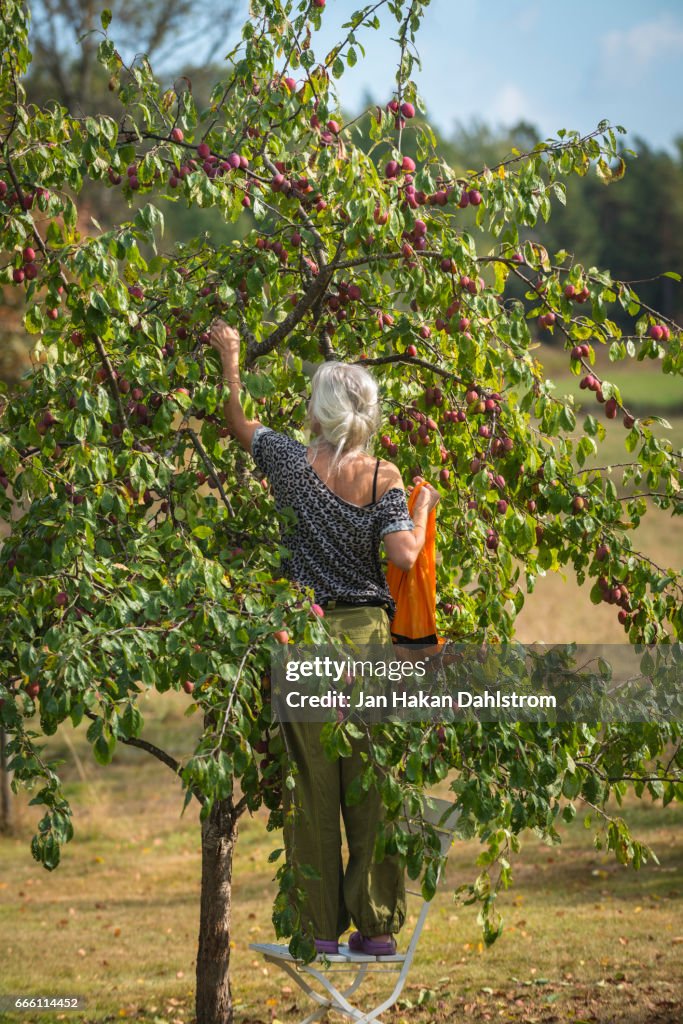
[208,318,440,956]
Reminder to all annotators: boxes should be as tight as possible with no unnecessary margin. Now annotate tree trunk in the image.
[0,727,13,834]
[195,798,238,1024]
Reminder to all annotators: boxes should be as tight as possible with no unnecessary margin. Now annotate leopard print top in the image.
[251,426,414,617]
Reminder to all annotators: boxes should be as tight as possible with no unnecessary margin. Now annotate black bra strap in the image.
[372,457,381,504]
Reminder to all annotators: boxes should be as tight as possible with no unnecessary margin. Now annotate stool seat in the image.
[250,940,407,964]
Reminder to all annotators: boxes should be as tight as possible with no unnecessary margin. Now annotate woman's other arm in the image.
[381,466,440,572]
[207,319,262,453]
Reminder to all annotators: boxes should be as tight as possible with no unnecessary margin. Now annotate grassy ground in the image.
[1,695,682,1024]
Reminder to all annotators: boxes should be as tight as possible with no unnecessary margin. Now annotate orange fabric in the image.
[386,481,444,647]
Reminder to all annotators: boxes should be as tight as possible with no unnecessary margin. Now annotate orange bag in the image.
[386,481,444,649]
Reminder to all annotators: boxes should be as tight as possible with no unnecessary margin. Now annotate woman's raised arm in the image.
[208,318,262,453]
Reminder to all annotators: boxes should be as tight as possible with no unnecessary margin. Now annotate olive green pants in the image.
[280,604,406,941]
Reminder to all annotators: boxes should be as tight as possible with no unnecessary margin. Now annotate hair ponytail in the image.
[306,361,381,473]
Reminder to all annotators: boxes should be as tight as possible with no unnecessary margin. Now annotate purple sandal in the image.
[314,938,339,955]
[348,930,397,956]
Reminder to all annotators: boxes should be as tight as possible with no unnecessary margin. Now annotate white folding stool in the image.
[249,796,460,1024]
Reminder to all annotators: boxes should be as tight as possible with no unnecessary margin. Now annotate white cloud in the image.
[602,13,683,72]
[516,0,542,34]
[489,83,533,125]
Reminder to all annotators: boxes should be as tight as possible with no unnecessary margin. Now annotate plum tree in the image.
[1,2,682,1023]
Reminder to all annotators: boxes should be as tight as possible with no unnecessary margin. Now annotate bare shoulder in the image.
[376,459,405,494]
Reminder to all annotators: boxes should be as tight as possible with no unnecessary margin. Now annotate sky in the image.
[173,0,683,152]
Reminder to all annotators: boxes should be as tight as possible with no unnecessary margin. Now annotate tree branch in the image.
[324,1,390,70]
[246,239,345,365]
[92,335,130,430]
[353,352,467,387]
[83,708,205,804]
[394,0,419,153]
[182,426,235,516]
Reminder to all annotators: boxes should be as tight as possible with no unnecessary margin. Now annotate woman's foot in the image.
[348,930,397,956]
[314,938,339,955]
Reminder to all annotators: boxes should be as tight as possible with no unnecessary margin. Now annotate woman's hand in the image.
[208,319,241,365]
[209,318,262,454]
[410,477,441,513]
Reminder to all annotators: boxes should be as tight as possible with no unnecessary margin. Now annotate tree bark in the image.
[0,727,13,834]
[195,797,238,1024]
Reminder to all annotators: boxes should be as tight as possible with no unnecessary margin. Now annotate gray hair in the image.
[306,361,381,473]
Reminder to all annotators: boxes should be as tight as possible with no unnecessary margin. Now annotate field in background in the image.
[1,693,682,1024]
[513,342,681,642]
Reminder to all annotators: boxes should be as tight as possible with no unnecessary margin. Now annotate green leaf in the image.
[493,260,510,294]
[192,525,213,540]
[93,731,116,766]
[381,773,403,811]
[421,860,439,901]
[120,703,143,739]
[24,305,44,334]
[101,8,112,29]
[625,427,639,454]
[242,372,275,399]
[134,203,164,239]
[559,404,576,431]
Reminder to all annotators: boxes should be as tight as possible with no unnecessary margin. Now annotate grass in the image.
[1,702,682,1024]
